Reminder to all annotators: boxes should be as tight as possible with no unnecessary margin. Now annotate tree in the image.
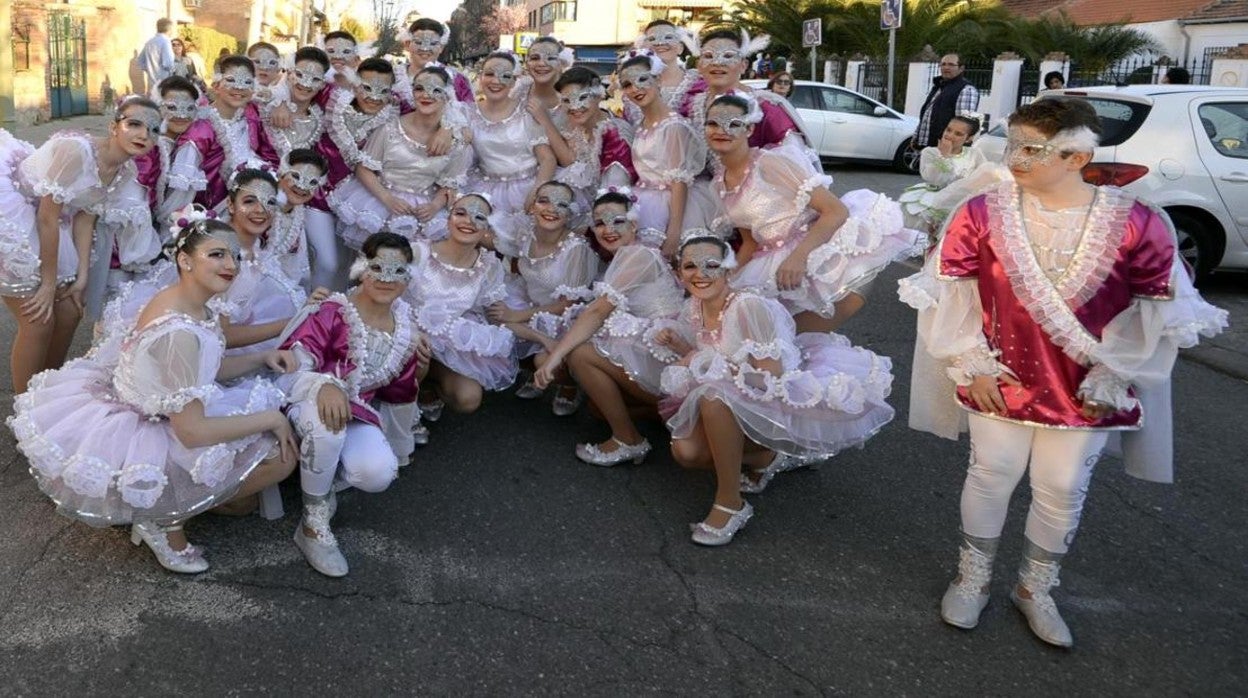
[339,16,373,44]
[448,0,499,59]
[483,5,528,40]
[372,0,404,57]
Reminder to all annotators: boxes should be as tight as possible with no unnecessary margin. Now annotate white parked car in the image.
[975,86,1248,279]
[743,79,920,172]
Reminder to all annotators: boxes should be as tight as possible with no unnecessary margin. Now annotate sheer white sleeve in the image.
[594,246,664,312]
[653,120,705,184]
[168,142,208,192]
[553,241,602,302]
[127,328,220,416]
[754,147,834,213]
[919,147,961,189]
[719,294,800,370]
[19,136,94,204]
[898,255,1006,385]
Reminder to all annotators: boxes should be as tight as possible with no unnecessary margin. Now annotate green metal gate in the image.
[48,13,89,118]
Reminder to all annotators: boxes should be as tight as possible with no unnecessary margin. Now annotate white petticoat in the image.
[592,312,682,395]
[416,302,518,391]
[662,333,895,459]
[329,176,450,248]
[9,358,282,527]
[463,169,535,258]
[0,131,74,297]
[730,189,922,317]
[633,179,723,235]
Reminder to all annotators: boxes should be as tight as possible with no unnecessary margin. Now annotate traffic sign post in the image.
[802,18,822,81]
[880,0,903,107]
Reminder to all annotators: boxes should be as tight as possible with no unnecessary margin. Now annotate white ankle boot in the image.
[941,543,994,629]
[294,496,348,577]
[1012,556,1073,647]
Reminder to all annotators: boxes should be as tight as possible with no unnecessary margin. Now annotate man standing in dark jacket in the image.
[913,54,981,149]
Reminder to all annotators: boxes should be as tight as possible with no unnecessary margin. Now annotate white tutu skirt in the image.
[591,311,681,395]
[899,164,1013,234]
[0,131,76,298]
[8,359,283,526]
[731,189,921,317]
[633,179,722,235]
[329,177,450,248]
[464,171,533,258]
[417,304,518,391]
[663,333,895,459]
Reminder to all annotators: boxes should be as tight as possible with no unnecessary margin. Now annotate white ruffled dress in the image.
[631,115,722,234]
[329,117,471,247]
[8,312,283,526]
[505,225,603,358]
[589,244,685,394]
[661,292,895,459]
[0,130,159,303]
[898,146,987,231]
[465,100,549,257]
[405,240,518,390]
[721,144,921,314]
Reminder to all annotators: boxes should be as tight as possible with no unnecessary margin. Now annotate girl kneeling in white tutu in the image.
[8,217,298,574]
[707,94,920,333]
[534,188,684,466]
[660,233,895,546]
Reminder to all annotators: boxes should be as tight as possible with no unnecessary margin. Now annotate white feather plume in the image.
[740,29,771,57]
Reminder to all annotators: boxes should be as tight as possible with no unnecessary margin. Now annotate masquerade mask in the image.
[618,66,657,91]
[408,32,443,52]
[483,66,516,86]
[218,66,257,91]
[412,75,450,102]
[1003,125,1099,172]
[706,113,751,138]
[250,49,281,71]
[684,252,731,278]
[699,46,743,66]
[453,198,492,230]
[234,179,280,213]
[528,46,562,65]
[283,163,325,194]
[118,107,162,138]
[644,29,681,48]
[535,188,574,217]
[161,93,198,121]
[200,231,243,262]
[291,61,327,90]
[559,86,601,111]
[353,248,413,283]
[325,39,357,61]
[358,76,394,102]
[593,212,631,234]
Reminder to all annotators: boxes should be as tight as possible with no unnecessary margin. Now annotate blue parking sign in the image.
[880,0,903,30]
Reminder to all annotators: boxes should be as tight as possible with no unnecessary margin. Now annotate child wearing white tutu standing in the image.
[898,113,989,234]
[660,232,895,546]
[8,217,297,574]
[707,94,920,333]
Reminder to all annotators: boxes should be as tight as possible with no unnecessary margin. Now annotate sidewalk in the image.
[4,114,112,147]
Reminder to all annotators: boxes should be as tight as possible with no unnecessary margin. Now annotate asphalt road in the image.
[0,147,1244,694]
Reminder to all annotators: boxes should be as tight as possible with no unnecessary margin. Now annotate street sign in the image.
[514,32,538,55]
[801,18,822,48]
[880,0,903,30]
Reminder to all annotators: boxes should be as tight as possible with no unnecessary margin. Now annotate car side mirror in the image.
[873,106,887,117]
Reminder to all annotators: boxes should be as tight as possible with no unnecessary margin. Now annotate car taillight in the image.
[1082,163,1149,186]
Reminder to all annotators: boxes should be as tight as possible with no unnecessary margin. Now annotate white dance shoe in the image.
[294,497,348,578]
[131,522,209,574]
[551,387,583,416]
[690,501,754,546]
[1012,558,1074,647]
[420,399,444,423]
[514,374,543,400]
[575,437,651,466]
[739,453,798,494]
[941,545,994,629]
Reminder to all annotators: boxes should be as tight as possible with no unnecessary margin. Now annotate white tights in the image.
[962,414,1109,555]
[289,398,398,497]
[304,208,347,291]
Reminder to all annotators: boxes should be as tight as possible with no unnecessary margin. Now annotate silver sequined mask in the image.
[706,114,751,138]
[235,180,280,213]
[284,163,325,194]
[364,248,413,283]
[218,66,257,91]
[291,61,327,90]
[453,199,492,230]
[684,253,730,279]
[412,75,450,102]
[559,87,600,111]
[358,76,394,102]
[324,39,358,62]
[535,188,574,218]
[528,47,562,66]
[250,48,281,71]
[1004,134,1062,172]
[408,32,443,53]
[699,47,743,67]
[161,93,198,121]
[618,67,656,91]
[118,107,162,138]
[644,30,681,49]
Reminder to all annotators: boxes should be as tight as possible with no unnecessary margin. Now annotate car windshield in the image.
[987,96,1151,147]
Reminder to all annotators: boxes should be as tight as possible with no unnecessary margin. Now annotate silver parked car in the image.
[743,79,921,173]
[975,86,1248,279]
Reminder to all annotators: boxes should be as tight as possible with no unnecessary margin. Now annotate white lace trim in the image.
[593,281,631,313]
[1076,363,1136,411]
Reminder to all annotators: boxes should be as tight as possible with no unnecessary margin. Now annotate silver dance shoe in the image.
[739,453,798,494]
[941,544,994,629]
[514,374,543,400]
[551,386,584,416]
[294,496,348,578]
[131,522,209,574]
[1012,557,1073,647]
[575,437,651,466]
[420,399,444,423]
[690,501,754,546]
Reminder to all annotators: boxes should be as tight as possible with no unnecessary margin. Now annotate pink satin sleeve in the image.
[749,101,798,149]
[454,72,475,103]
[279,301,351,376]
[938,196,988,279]
[373,353,421,405]
[1126,203,1175,298]
[600,126,637,183]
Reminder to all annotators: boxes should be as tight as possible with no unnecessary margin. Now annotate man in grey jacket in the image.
[139,18,175,96]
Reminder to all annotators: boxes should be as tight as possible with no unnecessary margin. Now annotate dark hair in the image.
[247,42,279,56]
[408,17,446,36]
[678,234,729,258]
[699,27,742,48]
[158,75,200,100]
[555,66,600,91]
[228,167,279,198]
[286,148,328,172]
[1009,97,1102,139]
[170,218,236,263]
[708,93,750,114]
[1043,71,1065,87]
[362,231,415,262]
[766,71,793,91]
[949,114,981,138]
[592,191,632,211]
[357,57,393,76]
[217,55,256,76]
[324,30,357,45]
[294,46,330,72]
[644,19,677,31]
[1166,67,1190,84]
[483,51,519,70]
[418,65,451,85]
[157,18,173,33]
[619,55,653,74]
[531,36,562,52]
[116,95,162,117]
[536,180,575,198]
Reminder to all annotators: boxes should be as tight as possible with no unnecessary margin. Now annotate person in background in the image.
[913,53,980,150]
[767,72,794,99]
[170,38,197,81]
[1162,67,1190,85]
[140,18,176,96]
[1043,71,1065,90]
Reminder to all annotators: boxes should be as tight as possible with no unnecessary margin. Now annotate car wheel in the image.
[894,140,921,174]
[1168,210,1220,283]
